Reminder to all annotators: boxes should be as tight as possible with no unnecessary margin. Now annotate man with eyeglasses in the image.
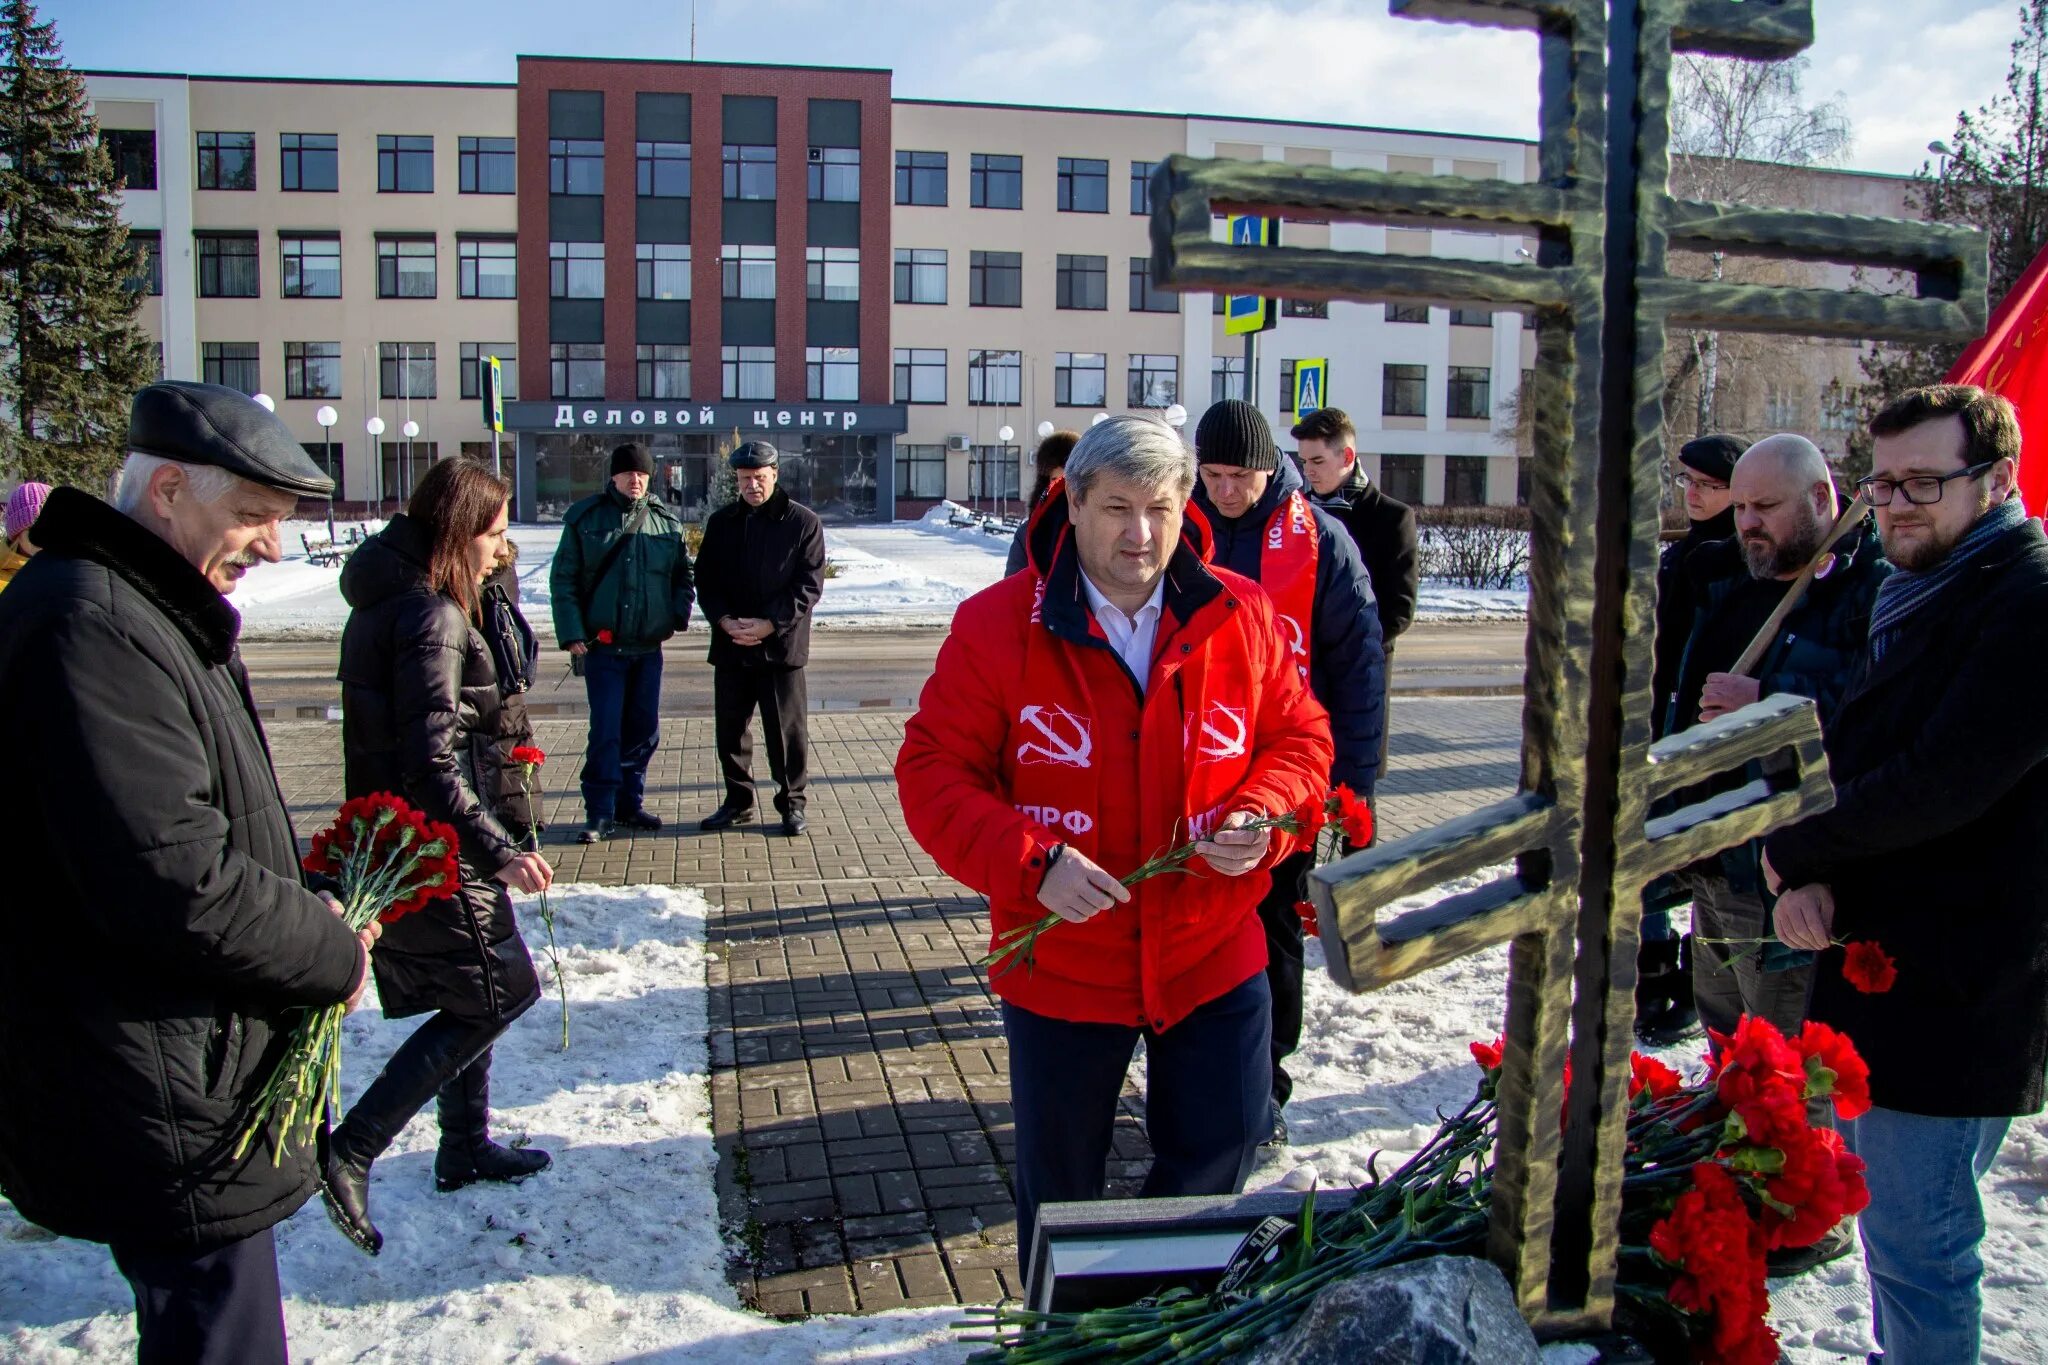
[1763,384,2048,1364]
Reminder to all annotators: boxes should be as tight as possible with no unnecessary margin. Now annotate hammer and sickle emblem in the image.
[1016,704,1093,768]
[1277,614,1308,658]
[1194,702,1248,760]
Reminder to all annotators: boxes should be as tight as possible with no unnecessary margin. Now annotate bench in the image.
[302,532,351,567]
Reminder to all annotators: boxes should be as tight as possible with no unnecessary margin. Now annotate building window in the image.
[549,240,604,299]
[284,341,342,400]
[806,246,859,301]
[1765,382,1803,429]
[460,343,517,400]
[808,146,859,202]
[1283,298,1329,319]
[892,348,945,404]
[551,342,605,398]
[1129,257,1178,313]
[1211,355,1244,404]
[1445,454,1489,506]
[377,237,436,299]
[1054,352,1107,408]
[637,343,690,399]
[201,342,259,395]
[1382,454,1425,505]
[280,133,337,192]
[1820,381,1856,431]
[1057,156,1109,213]
[806,346,859,401]
[1056,254,1107,310]
[721,345,774,400]
[967,349,1022,406]
[378,342,436,399]
[376,135,434,193]
[1449,306,1492,327]
[196,131,254,190]
[1383,363,1428,417]
[549,139,604,195]
[722,144,776,199]
[896,443,946,499]
[720,244,775,299]
[458,237,517,299]
[279,234,341,298]
[128,230,162,296]
[1385,302,1430,324]
[636,140,691,196]
[969,250,1022,307]
[1127,354,1179,409]
[1131,160,1157,215]
[460,136,516,194]
[196,233,258,298]
[893,247,945,304]
[1447,365,1492,419]
[971,444,1022,501]
[894,150,946,206]
[103,128,157,189]
[635,243,691,299]
[970,152,1022,209]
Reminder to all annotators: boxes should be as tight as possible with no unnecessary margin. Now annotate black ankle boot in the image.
[433,1052,552,1193]
[319,1124,383,1256]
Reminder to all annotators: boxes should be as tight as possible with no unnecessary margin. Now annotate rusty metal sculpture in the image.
[1148,0,1986,1337]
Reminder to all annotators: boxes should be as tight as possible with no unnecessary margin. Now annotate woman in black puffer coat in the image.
[323,458,557,1256]
[482,544,542,841]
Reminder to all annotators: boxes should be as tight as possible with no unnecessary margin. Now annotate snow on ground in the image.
[0,884,960,1364]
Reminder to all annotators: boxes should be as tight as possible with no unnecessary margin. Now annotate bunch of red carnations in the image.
[233,793,461,1164]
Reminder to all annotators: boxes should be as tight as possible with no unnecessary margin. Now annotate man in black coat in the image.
[1766,386,2048,1363]
[695,441,828,837]
[0,383,371,1364]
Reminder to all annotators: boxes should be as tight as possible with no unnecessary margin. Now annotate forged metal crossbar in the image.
[1147,0,1987,1337]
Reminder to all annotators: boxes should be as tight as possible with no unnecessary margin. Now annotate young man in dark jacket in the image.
[1191,399,1386,1146]
[1767,386,2048,1364]
[549,443,695,844]
[0,383,371,1363]
[694,441,827,836]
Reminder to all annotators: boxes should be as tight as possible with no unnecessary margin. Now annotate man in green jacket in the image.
[550,444,695,844]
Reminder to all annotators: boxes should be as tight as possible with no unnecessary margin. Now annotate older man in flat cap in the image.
[0,382,374,1363]
[694,440,827,836]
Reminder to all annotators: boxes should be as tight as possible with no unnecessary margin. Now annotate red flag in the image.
[1946,240,2048,516]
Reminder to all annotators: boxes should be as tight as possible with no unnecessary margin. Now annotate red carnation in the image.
[1294,899,1320,939]
[1842,940,1897,994]
[1757,1125,1870,1250]
[1649,1163,1779,1365]
[595,628,614,645]
[1794,1020,1872,1121]
[1329,783,1374,847]
[510,744,547,768]
[1294,794,1330,843]
[1470,1036,1505,1073]
[1629,1051,1685,1103]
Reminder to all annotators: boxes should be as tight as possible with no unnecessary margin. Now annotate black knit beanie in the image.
[1678,434,1742,483]
[1194,399,1278,471]
[610,442,655,476]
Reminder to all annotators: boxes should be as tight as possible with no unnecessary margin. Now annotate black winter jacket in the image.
[1308,464,1420,646]
[1192,459,1387,793]
[0,490,363,1253]
[338,518,538,1022]
[696,486,828,669]
[1651,508,1736,738]
[481,562,540,839]
[1766,515,2048,1118]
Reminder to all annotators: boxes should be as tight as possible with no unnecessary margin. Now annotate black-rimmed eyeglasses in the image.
[1855,459,1998,507]
[1672,471,1728,492]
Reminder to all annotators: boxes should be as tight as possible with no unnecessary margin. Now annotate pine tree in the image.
[0,0,154,491]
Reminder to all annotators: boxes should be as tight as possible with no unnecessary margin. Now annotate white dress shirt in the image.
[1080,572,1165,693]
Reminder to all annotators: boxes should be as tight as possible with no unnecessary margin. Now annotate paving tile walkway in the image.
[267,696,1521,1317]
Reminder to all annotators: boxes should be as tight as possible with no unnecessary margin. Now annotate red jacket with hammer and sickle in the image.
[896,493,1334,1030]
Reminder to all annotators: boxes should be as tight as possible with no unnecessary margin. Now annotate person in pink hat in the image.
[0,481,50,593]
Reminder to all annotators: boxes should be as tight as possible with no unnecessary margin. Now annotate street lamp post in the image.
[997,424,1015,519]
[1035,420,1055,441]
[365,417,387,518]
[1163,402,1188,433]
[1091,412,1109,427]
[402,419,420,500]
[315,405,339,542]
[251,393,275,412]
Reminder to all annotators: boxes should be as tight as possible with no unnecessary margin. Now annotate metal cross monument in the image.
[1149,0,1987,1338]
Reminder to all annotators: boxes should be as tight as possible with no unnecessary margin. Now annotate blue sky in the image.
[52,0,2014,175]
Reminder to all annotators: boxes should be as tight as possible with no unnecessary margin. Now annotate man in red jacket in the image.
[897,414,1335,1260]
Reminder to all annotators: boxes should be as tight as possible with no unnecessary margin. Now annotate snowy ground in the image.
[8,874,2042,1361]
[234,505,1527,639]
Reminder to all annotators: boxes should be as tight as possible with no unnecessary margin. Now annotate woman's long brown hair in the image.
[407,457,510,621]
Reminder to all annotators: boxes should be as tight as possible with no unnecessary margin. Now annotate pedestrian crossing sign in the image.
[483,355,505,433]
[1294,358,1328,417]
[1224,216,1278,335]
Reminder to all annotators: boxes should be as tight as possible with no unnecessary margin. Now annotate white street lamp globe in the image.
[251,393,275,412]
[997,424,1015,443]
[1164,403,1188,429]
[1036,420,1055,439]
[314,406,338,428]
[1091,412,1109,427]
[402,420,420,439]
[366,417,386,437]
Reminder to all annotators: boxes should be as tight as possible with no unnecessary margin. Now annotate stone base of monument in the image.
[1249,1256,1539,1365]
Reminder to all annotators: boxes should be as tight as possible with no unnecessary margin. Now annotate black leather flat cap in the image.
[729,440,780,470]
[128,381,335,497]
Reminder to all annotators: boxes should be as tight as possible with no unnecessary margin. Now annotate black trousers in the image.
[1257,849,1314,1113]
[713,664,809,815]
[111,1225,287,1365]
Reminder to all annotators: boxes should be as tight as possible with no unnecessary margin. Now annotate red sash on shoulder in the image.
[1260,490,1320,682]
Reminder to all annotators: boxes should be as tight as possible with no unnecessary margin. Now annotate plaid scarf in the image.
[1868,496,2028,663]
